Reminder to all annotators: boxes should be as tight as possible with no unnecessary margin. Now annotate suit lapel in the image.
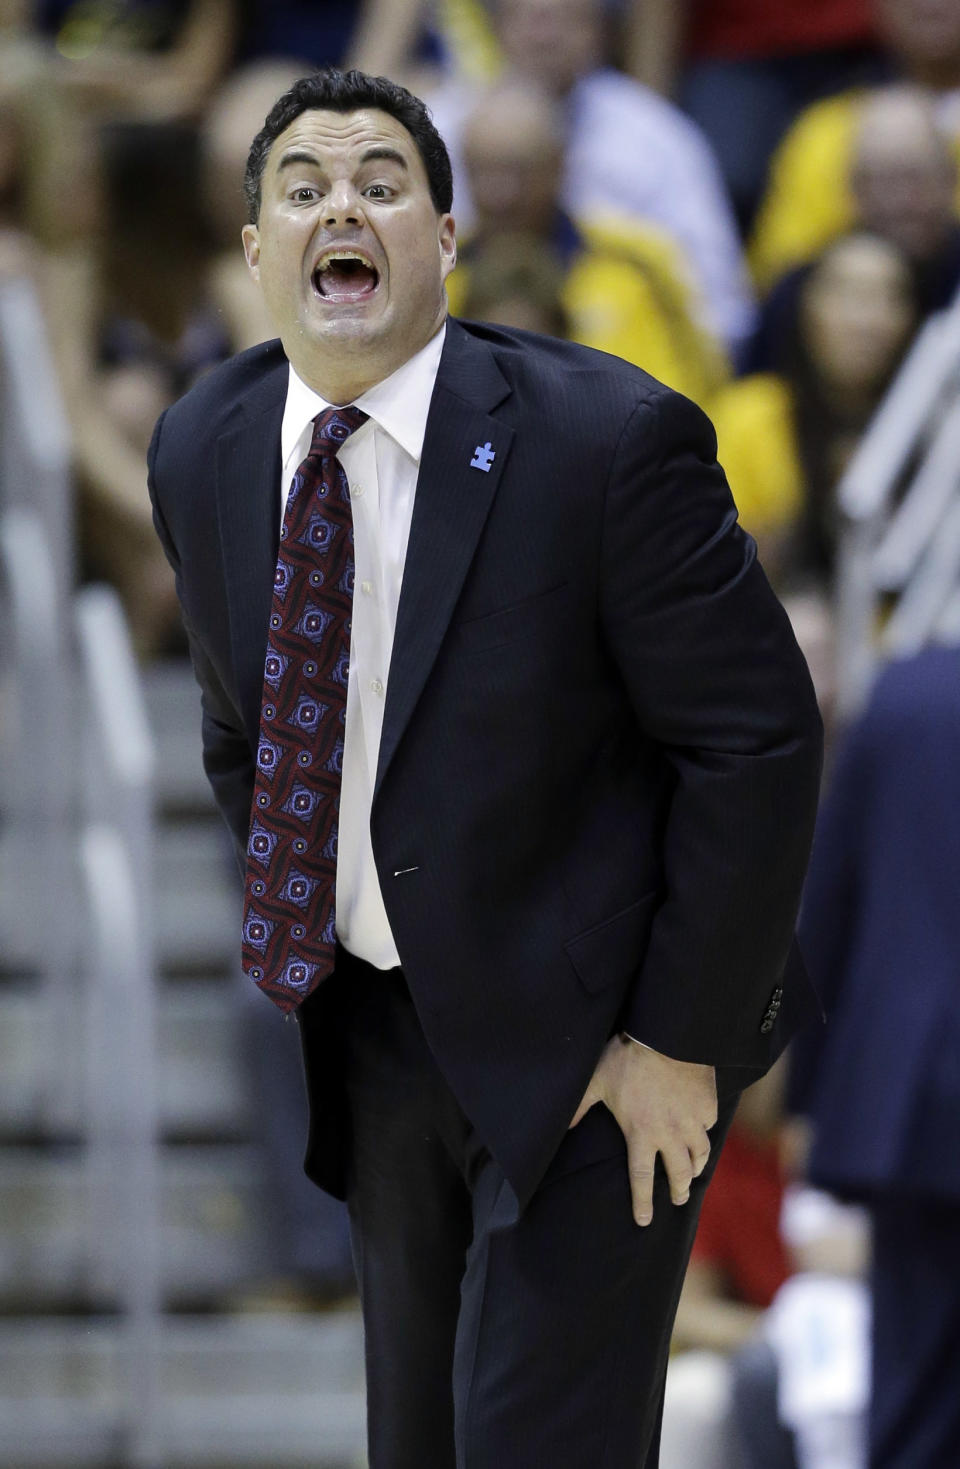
[215,356,286,742]
[375,321,514,797]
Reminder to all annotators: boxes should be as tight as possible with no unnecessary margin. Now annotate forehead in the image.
[465,97,558,159]
[265,107,426,179]
[818,241,907,290]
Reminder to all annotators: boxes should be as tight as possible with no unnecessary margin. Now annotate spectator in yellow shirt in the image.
[750,0,960,291]
[446,79,728,406]
[746,85,960,373]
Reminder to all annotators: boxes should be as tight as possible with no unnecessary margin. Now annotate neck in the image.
[288,312,445,405]
[908,57,960,89]
[818,377,878,419]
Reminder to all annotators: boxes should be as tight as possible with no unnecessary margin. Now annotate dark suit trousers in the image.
[300,948,740,1469]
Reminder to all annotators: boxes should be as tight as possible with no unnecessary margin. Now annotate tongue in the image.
[318,260,377,301]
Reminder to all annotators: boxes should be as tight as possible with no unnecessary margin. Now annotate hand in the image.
[569,1035,717,1226]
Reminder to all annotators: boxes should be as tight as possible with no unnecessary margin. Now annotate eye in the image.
[363,183,393,200]
[292,186,319,203]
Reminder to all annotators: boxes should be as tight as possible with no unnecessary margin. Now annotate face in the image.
[801,236,916,395]
[497,0,602,96]
[853,144,955,260]
[242,108,456,399]
[463,93,562,235]
[874,0,960,70]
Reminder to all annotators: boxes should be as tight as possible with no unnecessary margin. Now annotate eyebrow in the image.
[276,148,323,173]
[275,145,410,173]
[359,146,408,171]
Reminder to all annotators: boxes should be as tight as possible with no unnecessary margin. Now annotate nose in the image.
[325,179,364,228]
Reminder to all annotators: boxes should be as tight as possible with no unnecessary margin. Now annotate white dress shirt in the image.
[278,323,446,969]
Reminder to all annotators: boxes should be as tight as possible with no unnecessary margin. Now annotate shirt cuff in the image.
[620,1031,655,1053]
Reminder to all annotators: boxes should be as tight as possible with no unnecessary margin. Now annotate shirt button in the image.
[369,678,384,696]
[360,580,374,596]
[352,483,364,498]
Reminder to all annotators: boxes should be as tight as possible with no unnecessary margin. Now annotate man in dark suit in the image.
[148,68,823,1468]
[793,644,960,1468]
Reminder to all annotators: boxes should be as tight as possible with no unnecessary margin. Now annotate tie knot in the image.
[311,406,368,452]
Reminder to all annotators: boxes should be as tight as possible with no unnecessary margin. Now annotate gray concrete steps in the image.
[0,1313,366,1467]
[0,1145,264,1308]
[0,655,368,1465]
[155,823,240,975]
[141,660,210,817]
[0,773,238,984]
[0,982,249,1141]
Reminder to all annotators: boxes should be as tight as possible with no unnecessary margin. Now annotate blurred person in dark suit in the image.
[147,66,822,1466]
[793,643,960,1468]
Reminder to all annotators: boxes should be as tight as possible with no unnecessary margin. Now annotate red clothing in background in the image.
[688,0,874,61]
[690,1123,791,1308]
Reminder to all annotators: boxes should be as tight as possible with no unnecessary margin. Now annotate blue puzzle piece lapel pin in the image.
[470,441,496,472]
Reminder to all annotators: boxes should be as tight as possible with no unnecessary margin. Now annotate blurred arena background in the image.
[2,1,959,1465]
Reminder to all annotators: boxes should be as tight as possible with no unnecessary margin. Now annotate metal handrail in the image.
[80,821,162,1468]
[0,508,77,1130]
[838,292,960,525]
[872,394,960,588]
[0,275,78,1130]
[882,494,960,657]
[835,288,960,713]
[0,276,73,591]
[75,584,161,1468]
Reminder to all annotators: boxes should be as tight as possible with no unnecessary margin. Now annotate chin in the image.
[316,316,388,351]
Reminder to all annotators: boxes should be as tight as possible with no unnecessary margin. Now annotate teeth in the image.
[315,250,372,270]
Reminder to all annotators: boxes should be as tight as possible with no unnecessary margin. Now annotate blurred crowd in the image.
[3,3,959,1466]
[4,0,957,667]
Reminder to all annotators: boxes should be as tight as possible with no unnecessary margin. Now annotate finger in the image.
[568,1088,597,1129]
[626,1139,657,1227]
[660,1140,695,1207]
[690,1131,712,1178]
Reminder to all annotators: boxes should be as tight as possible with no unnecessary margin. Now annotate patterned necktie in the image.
[241,406,368,1012]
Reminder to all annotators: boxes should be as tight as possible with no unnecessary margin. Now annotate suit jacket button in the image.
[760,1017,775,1034]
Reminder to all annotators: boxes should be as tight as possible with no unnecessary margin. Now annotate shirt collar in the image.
[282,321,446,469]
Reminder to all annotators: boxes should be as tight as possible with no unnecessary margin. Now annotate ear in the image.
[439,213,457,282]
[242,223,261,281]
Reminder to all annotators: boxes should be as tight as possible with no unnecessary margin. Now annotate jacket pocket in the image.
[564,890,660,994]
[454,582,569,652]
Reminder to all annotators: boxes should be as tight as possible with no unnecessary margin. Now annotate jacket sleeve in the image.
[599,387,823,1067]
[147,410,254,873]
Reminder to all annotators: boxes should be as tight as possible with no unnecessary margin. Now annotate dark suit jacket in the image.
[148,317,823,1208]
[793,646,960,1204]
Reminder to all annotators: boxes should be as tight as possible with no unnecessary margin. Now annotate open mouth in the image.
[312,249,380,303]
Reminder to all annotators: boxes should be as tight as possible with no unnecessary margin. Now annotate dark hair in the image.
[243,67,453,224]
[787,231,918,582]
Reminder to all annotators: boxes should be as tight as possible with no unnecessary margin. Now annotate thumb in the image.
[569,1085,599,1130]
